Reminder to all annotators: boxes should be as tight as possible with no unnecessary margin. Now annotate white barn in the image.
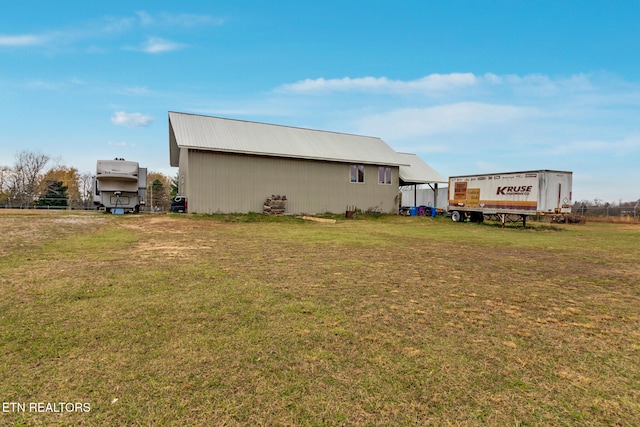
[169,112,417,215]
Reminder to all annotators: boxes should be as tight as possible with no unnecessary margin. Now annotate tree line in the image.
[0,150,176,210]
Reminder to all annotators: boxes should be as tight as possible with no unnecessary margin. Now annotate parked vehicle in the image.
[170,196,187,213]
[448,170,573,225]
[93,158,147,213]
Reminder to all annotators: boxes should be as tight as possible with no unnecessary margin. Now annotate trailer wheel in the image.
[451,211,463,222]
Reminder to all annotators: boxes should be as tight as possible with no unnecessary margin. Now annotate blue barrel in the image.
[409,206,417,216]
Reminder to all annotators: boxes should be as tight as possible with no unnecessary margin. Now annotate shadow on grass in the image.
[183,212,304,223]
[474,220,566,231]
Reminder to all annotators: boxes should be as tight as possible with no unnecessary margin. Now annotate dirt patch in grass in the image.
[1,212,638,426]
[0,210,108,256]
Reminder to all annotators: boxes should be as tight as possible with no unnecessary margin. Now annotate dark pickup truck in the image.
[170,196,187,213]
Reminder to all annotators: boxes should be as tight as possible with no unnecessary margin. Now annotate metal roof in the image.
[169,111,408,167]
[397,153,447,184]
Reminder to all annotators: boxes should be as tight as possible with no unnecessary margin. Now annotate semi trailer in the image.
[448,170,573,225]
[93,158,147,213]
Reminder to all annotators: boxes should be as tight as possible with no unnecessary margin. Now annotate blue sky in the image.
[1,0,639,202]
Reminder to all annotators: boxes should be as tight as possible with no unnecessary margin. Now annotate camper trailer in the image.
[93,158,147,213]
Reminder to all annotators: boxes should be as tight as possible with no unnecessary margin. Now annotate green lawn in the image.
[1,211,638,426]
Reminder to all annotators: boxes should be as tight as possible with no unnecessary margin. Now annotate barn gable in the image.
[168,112,442,215]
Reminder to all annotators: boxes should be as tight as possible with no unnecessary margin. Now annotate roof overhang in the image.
[397,153,446,185]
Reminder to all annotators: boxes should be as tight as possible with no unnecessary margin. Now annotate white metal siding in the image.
[185,150,399,214]
[178,148,189,197]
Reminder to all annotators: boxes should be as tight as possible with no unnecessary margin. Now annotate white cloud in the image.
[108,140,128,147]
[276,72,602,100]
[549,133,640,157]
[25,80,62,90]
[355,102,538,140]
[107,140,137,148]
[0,12,214,52]
[111,111,154,128]
[136,11,154,26]
[99,16,136,34]
[136,37,185,53]
[120,86,152,96]
[136,11,225,28]
[0,34,47,46]
[85,45,106,54]
[0,16,135,50]
[474,160,501,172]
[278,73,479,94]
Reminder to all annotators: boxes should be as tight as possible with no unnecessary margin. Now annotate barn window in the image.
[350,164,365,183]
[378,167,391,184]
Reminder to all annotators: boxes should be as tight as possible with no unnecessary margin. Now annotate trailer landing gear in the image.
[487,214,527,227]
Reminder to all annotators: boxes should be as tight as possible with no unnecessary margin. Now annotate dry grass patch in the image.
[0,212,638,425]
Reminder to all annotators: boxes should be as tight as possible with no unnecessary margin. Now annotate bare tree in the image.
[78,172,94,207]
[0,165,10,206]
[9,150,50,208]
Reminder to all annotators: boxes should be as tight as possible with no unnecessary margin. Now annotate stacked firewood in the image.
[263,195,287,215]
